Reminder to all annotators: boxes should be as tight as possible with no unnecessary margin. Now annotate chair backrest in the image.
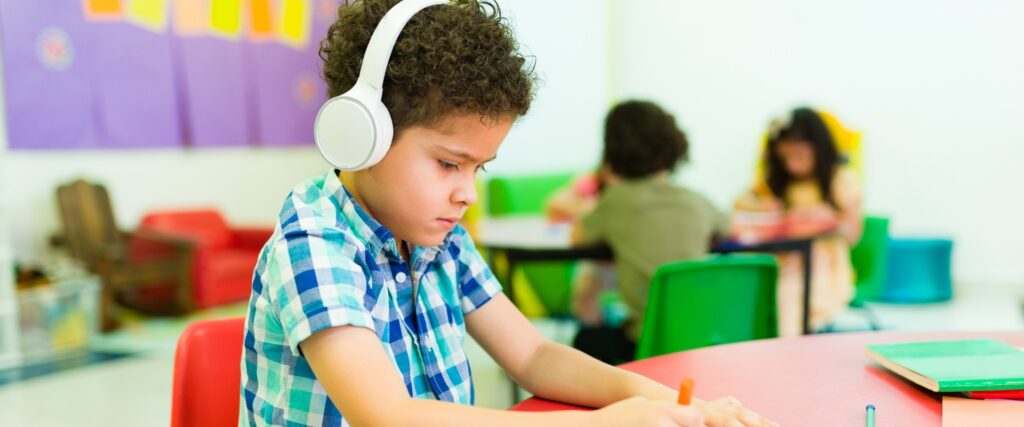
[636,254,778,359]
[486,173,577,216]
[171,317,245,427]
[486,173,579,316]
[139,209,233,250]
[849,216,890,306]
[56,179,123,266]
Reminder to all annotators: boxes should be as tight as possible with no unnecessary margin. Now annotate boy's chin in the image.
[407,232,448,248]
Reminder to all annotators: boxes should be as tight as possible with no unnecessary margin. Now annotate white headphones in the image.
[314,0,447,171]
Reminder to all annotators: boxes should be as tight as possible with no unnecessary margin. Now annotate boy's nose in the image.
[452,177,478,206]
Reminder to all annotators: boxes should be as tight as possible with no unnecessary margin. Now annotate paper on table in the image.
[942,396,1024,427]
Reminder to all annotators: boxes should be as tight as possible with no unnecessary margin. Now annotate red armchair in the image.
[136,210,272,309]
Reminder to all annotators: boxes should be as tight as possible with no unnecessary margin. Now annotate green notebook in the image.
[866,339,1024,392]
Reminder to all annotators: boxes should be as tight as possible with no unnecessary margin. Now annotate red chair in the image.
[135,210,272,309]
[171,317,245,427]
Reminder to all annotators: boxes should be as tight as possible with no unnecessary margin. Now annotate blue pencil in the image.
[866,404,876,427]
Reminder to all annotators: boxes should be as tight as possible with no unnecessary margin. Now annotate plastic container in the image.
[16,276,100,361]
[881,238,953,303]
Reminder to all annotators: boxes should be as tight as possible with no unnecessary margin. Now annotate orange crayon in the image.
[677,378,695,405]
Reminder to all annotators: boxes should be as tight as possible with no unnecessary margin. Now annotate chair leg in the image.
[100,286,121,333]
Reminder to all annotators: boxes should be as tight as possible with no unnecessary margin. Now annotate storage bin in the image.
[17,276,100,361]
[881,238,953,303]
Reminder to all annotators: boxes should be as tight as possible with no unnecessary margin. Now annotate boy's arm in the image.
[302,325,706,427]
[466,294,780,427]
[466,293,675,407]
[300,326,595,427]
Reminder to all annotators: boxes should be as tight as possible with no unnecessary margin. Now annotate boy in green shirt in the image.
[573,100,728,363]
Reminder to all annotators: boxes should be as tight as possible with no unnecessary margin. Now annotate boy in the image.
[571,101,729,363]
[241,1,775,426]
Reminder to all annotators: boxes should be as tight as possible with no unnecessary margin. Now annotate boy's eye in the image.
[475,164,488,173]
[438,160,459,171]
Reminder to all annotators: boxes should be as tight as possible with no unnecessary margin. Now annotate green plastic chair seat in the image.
[636,254,778,359]
[849,216,890,307]
[486,173,579,316]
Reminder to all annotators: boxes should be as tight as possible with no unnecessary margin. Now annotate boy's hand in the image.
[591,396,707,427]
[693,396,780,427]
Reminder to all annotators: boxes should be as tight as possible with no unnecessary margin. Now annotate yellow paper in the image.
[942,396,1024,427]
[210,0,243,37]
[83,0,124,20]
[248,0,275,39]
[126,0,168,32]
[174,0,209,36]
[278,0,311,48]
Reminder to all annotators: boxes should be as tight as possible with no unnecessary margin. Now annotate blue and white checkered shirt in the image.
[240,170,502,426]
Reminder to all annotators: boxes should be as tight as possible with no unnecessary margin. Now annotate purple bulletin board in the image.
[0,0,344,150]
[246,0,333,146]
[176,36,251,147]
[0,1,100,149]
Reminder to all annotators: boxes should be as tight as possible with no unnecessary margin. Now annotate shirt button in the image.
[395,272,407,283]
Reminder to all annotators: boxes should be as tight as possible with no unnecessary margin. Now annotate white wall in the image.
[612,0,1024,286]
[0,0,609,265]
[489,0,610,175]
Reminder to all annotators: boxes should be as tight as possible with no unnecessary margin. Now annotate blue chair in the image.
[881,238,953,303]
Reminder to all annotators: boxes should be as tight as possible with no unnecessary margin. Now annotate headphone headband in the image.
[358,0,447,92]
[314,0,449,171]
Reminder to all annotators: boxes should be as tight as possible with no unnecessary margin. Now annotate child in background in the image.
[734,107,863,336]
[546,170,622,327]
[571,100,729,364]
[241,1,776,426]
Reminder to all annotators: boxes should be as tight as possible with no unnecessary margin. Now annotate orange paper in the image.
[83,0,123,20]
[174,0,208,35]
[942,396,1024,427]
[248,0,274,37]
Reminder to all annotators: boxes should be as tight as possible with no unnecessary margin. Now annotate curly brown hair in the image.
[602,100,689,179]
[319,0,535,133]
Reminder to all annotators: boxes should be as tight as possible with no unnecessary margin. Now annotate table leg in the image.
[801,241,813,335]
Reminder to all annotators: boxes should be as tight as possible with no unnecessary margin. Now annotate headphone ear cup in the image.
[314,83,387,171]
[364,101,394,168]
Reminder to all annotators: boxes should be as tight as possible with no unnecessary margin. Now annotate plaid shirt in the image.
[240,170,502,426]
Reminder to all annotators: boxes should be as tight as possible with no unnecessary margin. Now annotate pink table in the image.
[510,331,1024,426]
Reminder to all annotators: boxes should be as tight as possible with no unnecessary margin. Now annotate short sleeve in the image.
[579,195,609,243]
[264,229,375,356]
[702,195,730,237]
[452,227,504,314]
[831,167,862,213]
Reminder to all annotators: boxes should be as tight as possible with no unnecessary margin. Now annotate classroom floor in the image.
[0,283,1021,427]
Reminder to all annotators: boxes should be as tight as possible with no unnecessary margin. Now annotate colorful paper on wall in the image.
[278,0,310,48]
[125,0,168,32]
[248,0,274,39]
[82,0,123,21]
[174,0,208,35]
[210,0,242,37]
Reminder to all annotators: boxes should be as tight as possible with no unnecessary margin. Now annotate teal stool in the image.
[881,238,953,303]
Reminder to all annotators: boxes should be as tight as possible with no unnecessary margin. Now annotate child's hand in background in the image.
[784,207,837,238]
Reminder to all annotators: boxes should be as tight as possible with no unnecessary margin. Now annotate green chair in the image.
[486,173,578,216]
[849,216,890,307]
[486,173,578,316]
[636,254,778,359]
